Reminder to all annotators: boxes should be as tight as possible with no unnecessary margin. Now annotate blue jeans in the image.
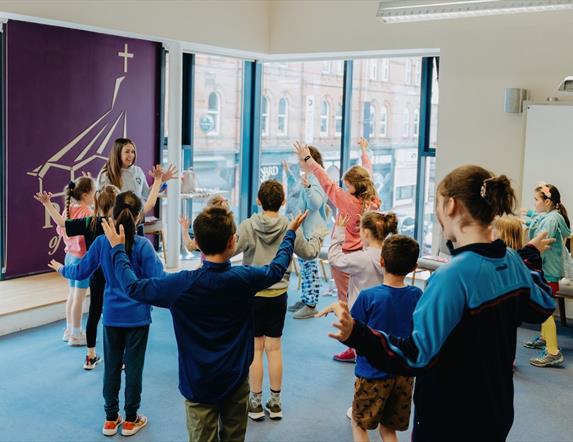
[103,325,149,421]
[299,258,321,307]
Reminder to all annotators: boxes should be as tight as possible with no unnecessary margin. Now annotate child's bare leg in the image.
[264,337,282,391]
[351,419,370,442]
[71,287,87,334]
[249,337,265,393]
[65,286,74,332]
[378,425,398,442]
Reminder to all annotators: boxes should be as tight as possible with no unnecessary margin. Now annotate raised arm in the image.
[359,137,373,176]
[143,164,178,214]
[51,238,102,281]
[328,222,367,275]
[179,216,199,252]
[34,192,65,228]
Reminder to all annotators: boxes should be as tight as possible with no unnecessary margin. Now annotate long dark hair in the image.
[536,184,570,228]
[91,185,120,232]
[112,191,142,254]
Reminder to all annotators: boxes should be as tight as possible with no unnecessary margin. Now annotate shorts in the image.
[64,253,90,289]
[253,293,287,338]
[352,376,414,431]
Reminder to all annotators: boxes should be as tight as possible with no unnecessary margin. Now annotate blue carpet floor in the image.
[1,288,573,441]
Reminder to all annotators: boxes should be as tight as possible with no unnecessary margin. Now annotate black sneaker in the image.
[288,301,304,312]
[248,399,265,421]
[83,355,102,370]
[265,399,283,420]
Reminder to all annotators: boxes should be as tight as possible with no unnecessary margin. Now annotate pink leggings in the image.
[331,266,350,304]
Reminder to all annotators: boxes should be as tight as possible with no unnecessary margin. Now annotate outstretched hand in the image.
[293,140,311,161]
[316,301,354,342]
[161,163,178,183]
[178,216,191,232]
[358,137,369,154]
[48,259,63,273]
[288,211,309,232]
[336,213,351,227]
[101,218,125,248]
[527,231,555,255]
[34,191,53,205]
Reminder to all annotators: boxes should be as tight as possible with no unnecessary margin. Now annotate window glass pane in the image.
[261,96,269,136]
[278,98,288,135]
[192,54,243,223]
[261,61,343,237]
[422,156,436,255]
[351,57,421,238]
[335,103,342,136]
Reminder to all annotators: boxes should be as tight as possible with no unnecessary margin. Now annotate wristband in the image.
[303,155,311,162]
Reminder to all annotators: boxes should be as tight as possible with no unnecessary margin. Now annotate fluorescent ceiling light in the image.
[377,0,573,23]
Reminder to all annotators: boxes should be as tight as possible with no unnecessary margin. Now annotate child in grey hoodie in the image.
[234,179,327,422]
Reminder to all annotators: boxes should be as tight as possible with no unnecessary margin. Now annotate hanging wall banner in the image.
[4,21,160,278]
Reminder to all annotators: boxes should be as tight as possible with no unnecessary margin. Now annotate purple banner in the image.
[4,21,160,278]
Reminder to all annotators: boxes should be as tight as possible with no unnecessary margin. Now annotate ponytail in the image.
[91,185,120,232]
[65,181,74,219]
[536,183,570,228]
[361,211,398,242]
[112,191,143,255]
[438,165,516,227]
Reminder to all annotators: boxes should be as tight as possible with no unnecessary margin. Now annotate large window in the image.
[192,54,243,221]
[260,61,343,232]
[351,56,425,250]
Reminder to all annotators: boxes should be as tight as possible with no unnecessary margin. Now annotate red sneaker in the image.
[333,348,356,363]
[121,414,148,436]
[102,414,123,436]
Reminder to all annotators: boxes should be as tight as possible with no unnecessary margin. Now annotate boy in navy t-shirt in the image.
[320,235,421,441]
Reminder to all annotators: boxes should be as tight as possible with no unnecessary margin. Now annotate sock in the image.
[72,327,81,337]
[250,391,262,406]
[87,347,96,358]
[270,389,281,405]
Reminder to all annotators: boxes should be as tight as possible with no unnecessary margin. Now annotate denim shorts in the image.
[65,253,90,289]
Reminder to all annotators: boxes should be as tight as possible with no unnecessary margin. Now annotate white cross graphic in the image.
[118,43,134,73]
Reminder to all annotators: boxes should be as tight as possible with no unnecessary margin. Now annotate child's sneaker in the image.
[248,395,265,421]
[265,399,283,420]
[287,301,304,312]
[524,336,546,349]
[102,414,123,436]
[333,348,356,363]
[62,329,71,342]
[68,333,87,347]
[293,305,318,319]
[346,406,352,420]
[530,350,564,367]
[121,414,147,436]
[83,355,102,370]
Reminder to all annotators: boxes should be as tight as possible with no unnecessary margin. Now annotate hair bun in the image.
[68,181,76,190]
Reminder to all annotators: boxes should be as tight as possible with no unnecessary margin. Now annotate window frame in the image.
[207,91,221,136]
[277,97,288,136]
[320,99,330,137]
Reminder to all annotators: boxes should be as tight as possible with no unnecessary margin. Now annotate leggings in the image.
[299,258,321,307]
[541,281,560,355]
[86,268,105,349]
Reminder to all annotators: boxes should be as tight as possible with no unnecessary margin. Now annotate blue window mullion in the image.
[340,60,354,180]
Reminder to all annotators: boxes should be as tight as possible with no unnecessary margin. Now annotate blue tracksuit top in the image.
[60,235,164,327]
[351,284,422,380]
[344,240,555,441]
[109,230,296,405]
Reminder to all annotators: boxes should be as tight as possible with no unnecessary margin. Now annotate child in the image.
[179,194,229,257]
[35,165,172,368]
[522,183,570,367]
[49,191,165,436]
[294,138,380,362]
[493,216,524,250]
[320,235,422,442]
[328,211,398,363]
[323,165,555,441]
[100,206,307,441]
[234,180,326,421]
[286,146,329,320]
[56,177,95,346]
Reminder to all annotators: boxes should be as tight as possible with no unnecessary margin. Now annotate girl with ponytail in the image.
[322,165,555,441]
[522,183,570,367]
[55,176,95,346]
[49,190,165,436]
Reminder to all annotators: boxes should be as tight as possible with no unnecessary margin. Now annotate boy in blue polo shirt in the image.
[319,234,421,442]
[102,206,307,442]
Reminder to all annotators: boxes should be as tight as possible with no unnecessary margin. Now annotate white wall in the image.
[269,1,573,199]
[0,0,271,53]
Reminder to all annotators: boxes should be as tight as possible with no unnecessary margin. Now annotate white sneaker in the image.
[62,329,71,342]
[346,406,352,420]
[68,333,87,347]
